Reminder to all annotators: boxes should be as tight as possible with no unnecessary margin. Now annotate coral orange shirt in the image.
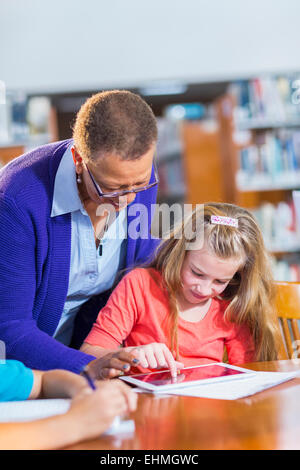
[85,268,255,368]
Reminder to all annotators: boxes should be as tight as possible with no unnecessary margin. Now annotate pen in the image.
[81,366,97,391]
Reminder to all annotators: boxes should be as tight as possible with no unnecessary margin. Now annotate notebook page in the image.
[0,399,135,435]
[163,371,300,400]
[0,399,70,422]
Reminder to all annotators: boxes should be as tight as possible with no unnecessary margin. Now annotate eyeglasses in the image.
[85,162,159,199]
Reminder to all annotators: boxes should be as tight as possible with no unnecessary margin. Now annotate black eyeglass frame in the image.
[85,161,159,199]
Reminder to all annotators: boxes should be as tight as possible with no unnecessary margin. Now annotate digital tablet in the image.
[120,362,255,392]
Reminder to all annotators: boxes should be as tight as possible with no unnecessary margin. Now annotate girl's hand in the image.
[87,344,184,380]
[129,343,184,378]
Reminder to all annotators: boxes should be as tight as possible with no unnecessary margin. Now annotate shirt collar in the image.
[51,144,84,217]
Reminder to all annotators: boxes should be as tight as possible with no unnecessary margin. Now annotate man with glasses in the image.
[0,90,159,376]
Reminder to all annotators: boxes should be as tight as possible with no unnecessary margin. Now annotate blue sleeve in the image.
[0,195,95,374]
[0,360,34,401]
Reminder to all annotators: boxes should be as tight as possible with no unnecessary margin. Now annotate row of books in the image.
[233,75,300,122]
[251,201,300,253]
[229,75,300,124]
[271,256,300,282]
[237,130,300,188]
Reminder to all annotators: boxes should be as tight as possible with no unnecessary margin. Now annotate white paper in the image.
[0,398,71,422]
[102,415,135,436]
[161,371,300,400]
[0,399,134,435]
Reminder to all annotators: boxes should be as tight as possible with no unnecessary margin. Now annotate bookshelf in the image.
[216,76,300,281]
[235,118,300,131]
[156,116,225,207]
[156,118,185,205]
[0,93,58,167]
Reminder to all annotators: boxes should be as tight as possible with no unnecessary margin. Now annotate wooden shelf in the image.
[235,117,300,131]
[156,119,225,206]
[268,244,300,254]
[181,120,225,205]
[0,144,25,166]
[236,172,300,192]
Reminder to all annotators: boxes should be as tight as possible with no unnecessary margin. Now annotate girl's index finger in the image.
[162,347,180,379]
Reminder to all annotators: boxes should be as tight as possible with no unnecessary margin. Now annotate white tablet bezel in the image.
[119,362,256,392]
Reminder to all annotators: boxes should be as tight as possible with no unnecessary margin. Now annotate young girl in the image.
[82,203,281,379]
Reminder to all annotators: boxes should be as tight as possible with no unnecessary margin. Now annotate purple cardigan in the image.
[0,140,159,373]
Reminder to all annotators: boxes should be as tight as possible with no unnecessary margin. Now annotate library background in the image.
[1,1,300,283]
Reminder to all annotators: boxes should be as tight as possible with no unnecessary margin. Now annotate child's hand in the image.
[67,380,137,441]
[129,343,184,378]
[87,344,184,380]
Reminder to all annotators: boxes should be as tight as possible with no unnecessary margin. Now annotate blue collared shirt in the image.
[51,144,127,346]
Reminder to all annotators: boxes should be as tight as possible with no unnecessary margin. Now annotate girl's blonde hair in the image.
[148,202,281,362]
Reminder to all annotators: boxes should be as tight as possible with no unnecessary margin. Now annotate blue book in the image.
[286,138,298,170]
[273,137,283,174]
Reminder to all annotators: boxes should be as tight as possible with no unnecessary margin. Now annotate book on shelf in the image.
[293,190,300,233]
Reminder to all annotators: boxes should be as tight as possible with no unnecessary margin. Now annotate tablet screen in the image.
[132,364,246,387]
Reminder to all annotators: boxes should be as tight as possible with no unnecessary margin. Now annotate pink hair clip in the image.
[210,215,238,228]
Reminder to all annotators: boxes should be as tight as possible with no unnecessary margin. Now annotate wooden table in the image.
[67,360,300,450]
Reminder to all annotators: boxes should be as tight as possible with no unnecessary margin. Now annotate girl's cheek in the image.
[181,269,191,284]
[186,273,199,286]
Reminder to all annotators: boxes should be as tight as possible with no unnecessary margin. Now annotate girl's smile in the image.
[190,290,209,301]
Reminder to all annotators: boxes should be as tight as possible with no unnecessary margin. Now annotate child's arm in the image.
[0,380,137,450]
[81,269,183,378]
[28,369,90,400]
